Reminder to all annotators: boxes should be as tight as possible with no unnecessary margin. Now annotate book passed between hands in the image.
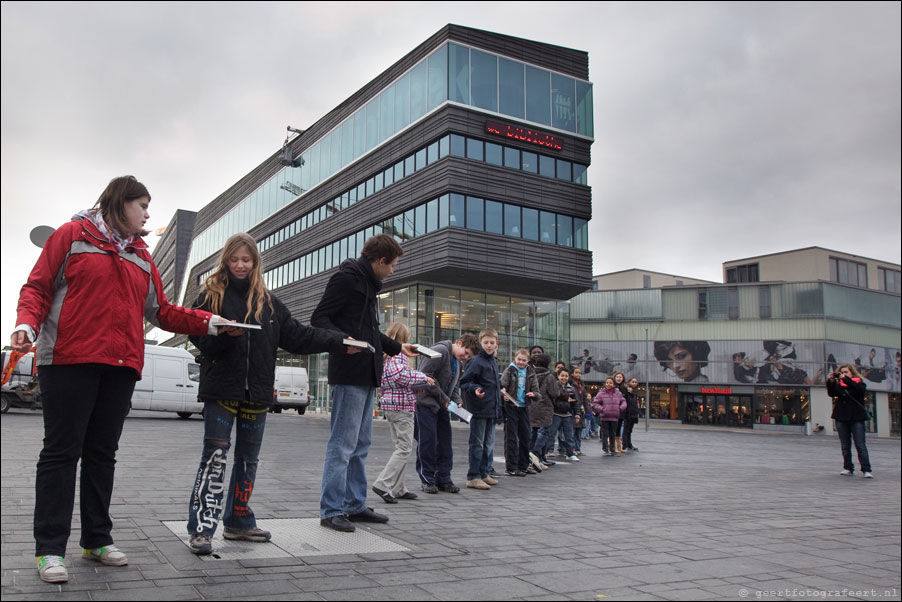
[448,401,473,423]
[216,321,262,330]
[343,338,376,353]
[415,345,441,359]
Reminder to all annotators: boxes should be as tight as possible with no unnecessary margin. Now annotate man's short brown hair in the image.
[361,234,403,263]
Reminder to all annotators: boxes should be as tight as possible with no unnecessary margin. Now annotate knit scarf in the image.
[74,209,138,253]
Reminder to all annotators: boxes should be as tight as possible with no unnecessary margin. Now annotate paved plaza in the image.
[2,407,900,601]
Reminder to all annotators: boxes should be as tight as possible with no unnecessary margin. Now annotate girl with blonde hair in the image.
[186,233,354,555]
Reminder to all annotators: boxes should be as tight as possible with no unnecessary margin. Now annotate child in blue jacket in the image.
[460,328,502,490]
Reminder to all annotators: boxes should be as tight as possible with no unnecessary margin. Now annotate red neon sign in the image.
[701,387,732,394]
[485,121,563,151]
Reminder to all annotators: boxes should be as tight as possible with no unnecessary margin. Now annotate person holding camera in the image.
[827,364,873,478]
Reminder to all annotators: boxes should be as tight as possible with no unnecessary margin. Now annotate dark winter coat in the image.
[530,367,557,428]
[190,273,345,405]
[624,388,640,423]
[310,257,402,386]
[460,349,501,419]
[828,376,870,422]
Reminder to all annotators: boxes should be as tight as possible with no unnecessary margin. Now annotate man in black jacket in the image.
[311,234,417,532]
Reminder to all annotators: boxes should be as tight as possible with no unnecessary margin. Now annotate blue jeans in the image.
[188,399,268,537]
[835,421,871,473]
[467,417,494,480]
[534,415,575,458]
[320,385,375,519]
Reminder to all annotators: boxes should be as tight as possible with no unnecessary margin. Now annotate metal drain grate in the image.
[163,518,411,560]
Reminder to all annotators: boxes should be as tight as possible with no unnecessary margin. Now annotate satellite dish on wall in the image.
[29,225,56,248]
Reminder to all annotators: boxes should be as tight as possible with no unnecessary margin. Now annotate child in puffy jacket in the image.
[593,377,626,457]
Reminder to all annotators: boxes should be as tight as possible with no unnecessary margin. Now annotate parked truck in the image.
[272,366,310,414]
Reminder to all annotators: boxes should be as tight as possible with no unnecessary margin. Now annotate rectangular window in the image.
[427,141,439,164]
[759,286,772,319]
[415,205,426,237]
[576,80,594,137]
[556,159,572,182]
[643,275,651,289]
[450,133,466,157]
[449,42,470,104]
[539,155,555,178]
[470,49,498,112]
[380,85,395,141]
[439,135,450,158]
[726,263,759,283]
[348,188,357,206]
[830,257,868,288]
[551,73,576,132]
[728,287,739,320]
[394,213,405,242]
[405,155,415,176]
[504,204,521,238]
[525,65,551,126]
[574,218,588,250]
[499,57,525,119]
[353,109,366,159]
[373,171,383,193]
[427,44,448,111]
[383,166,394,188]
[449,193,465,228]
[879,267,901,293]
[394,72,410,132]
[573,164,588,185]
[698,289,708,320]
[485,142,503,166]
[539,211,555,244]
[503,146,520,169]
[415,148,427,172]
[394,160,405,181]
[522,207,539,241]
[426,198,438,233]
[521,151,538,174]
[466,197,484,231]
[410,59,428,122]
[466,138,483,161]
[439,194,449,229]
[557,214,573,247]
[365,97,380,152]
[485,200,503,234]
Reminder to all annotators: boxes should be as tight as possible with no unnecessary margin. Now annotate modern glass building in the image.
[153,25,595,408]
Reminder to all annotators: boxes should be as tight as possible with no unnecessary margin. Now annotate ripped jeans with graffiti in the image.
[187,399,268,537]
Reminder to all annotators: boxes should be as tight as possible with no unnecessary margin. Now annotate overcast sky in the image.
[2,1,900,336]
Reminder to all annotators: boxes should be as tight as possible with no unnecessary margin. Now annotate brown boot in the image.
[615,437,625,454]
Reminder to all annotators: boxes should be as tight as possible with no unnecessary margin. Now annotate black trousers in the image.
[622,419,636,448]
[34,364,136,556]
[414,406,454,485]
[503,404,531,471]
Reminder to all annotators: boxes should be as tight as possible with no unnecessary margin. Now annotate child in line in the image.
[593,377,626,457]
[372,322,435,504]
[460,329,502,490]
[500,348,541,476]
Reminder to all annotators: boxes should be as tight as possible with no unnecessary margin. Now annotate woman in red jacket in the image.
[11,176,223,583]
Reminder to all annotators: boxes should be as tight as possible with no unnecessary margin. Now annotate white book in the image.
[448,401,472,423]
[343,338,375,353]
[216,321,262,330]
[415,345,441,359]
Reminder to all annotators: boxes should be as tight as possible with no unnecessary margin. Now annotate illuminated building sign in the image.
[701,387,733,394]
[485,121,563,151]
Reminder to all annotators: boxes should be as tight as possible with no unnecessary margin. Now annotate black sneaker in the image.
[320,515,355,532]
[505,469,526,477]
[348,507,389,523]
[422,483,439,494]
[525,467,538,475]
[437,482,460,493]
[372,486,398,504]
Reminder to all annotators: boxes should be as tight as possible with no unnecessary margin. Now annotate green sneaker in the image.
[36,555,68,583]
[82,544,128,566]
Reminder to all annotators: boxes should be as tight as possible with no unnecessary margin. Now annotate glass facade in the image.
[178,41,593,305]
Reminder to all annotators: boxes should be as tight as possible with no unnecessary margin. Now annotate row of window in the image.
[258,132,588,254]
[878,266,901,294]
[178,41,594,305]
[260,195,588,292]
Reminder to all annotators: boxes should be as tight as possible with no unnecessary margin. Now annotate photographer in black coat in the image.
[827,364,873,478]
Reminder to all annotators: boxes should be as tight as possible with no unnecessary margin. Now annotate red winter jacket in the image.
[16,217,213,377]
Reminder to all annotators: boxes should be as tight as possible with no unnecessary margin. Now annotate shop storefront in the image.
[679,385,755,428]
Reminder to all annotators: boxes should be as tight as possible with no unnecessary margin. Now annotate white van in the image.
[272,366,310,414]
[130,345,203,419]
